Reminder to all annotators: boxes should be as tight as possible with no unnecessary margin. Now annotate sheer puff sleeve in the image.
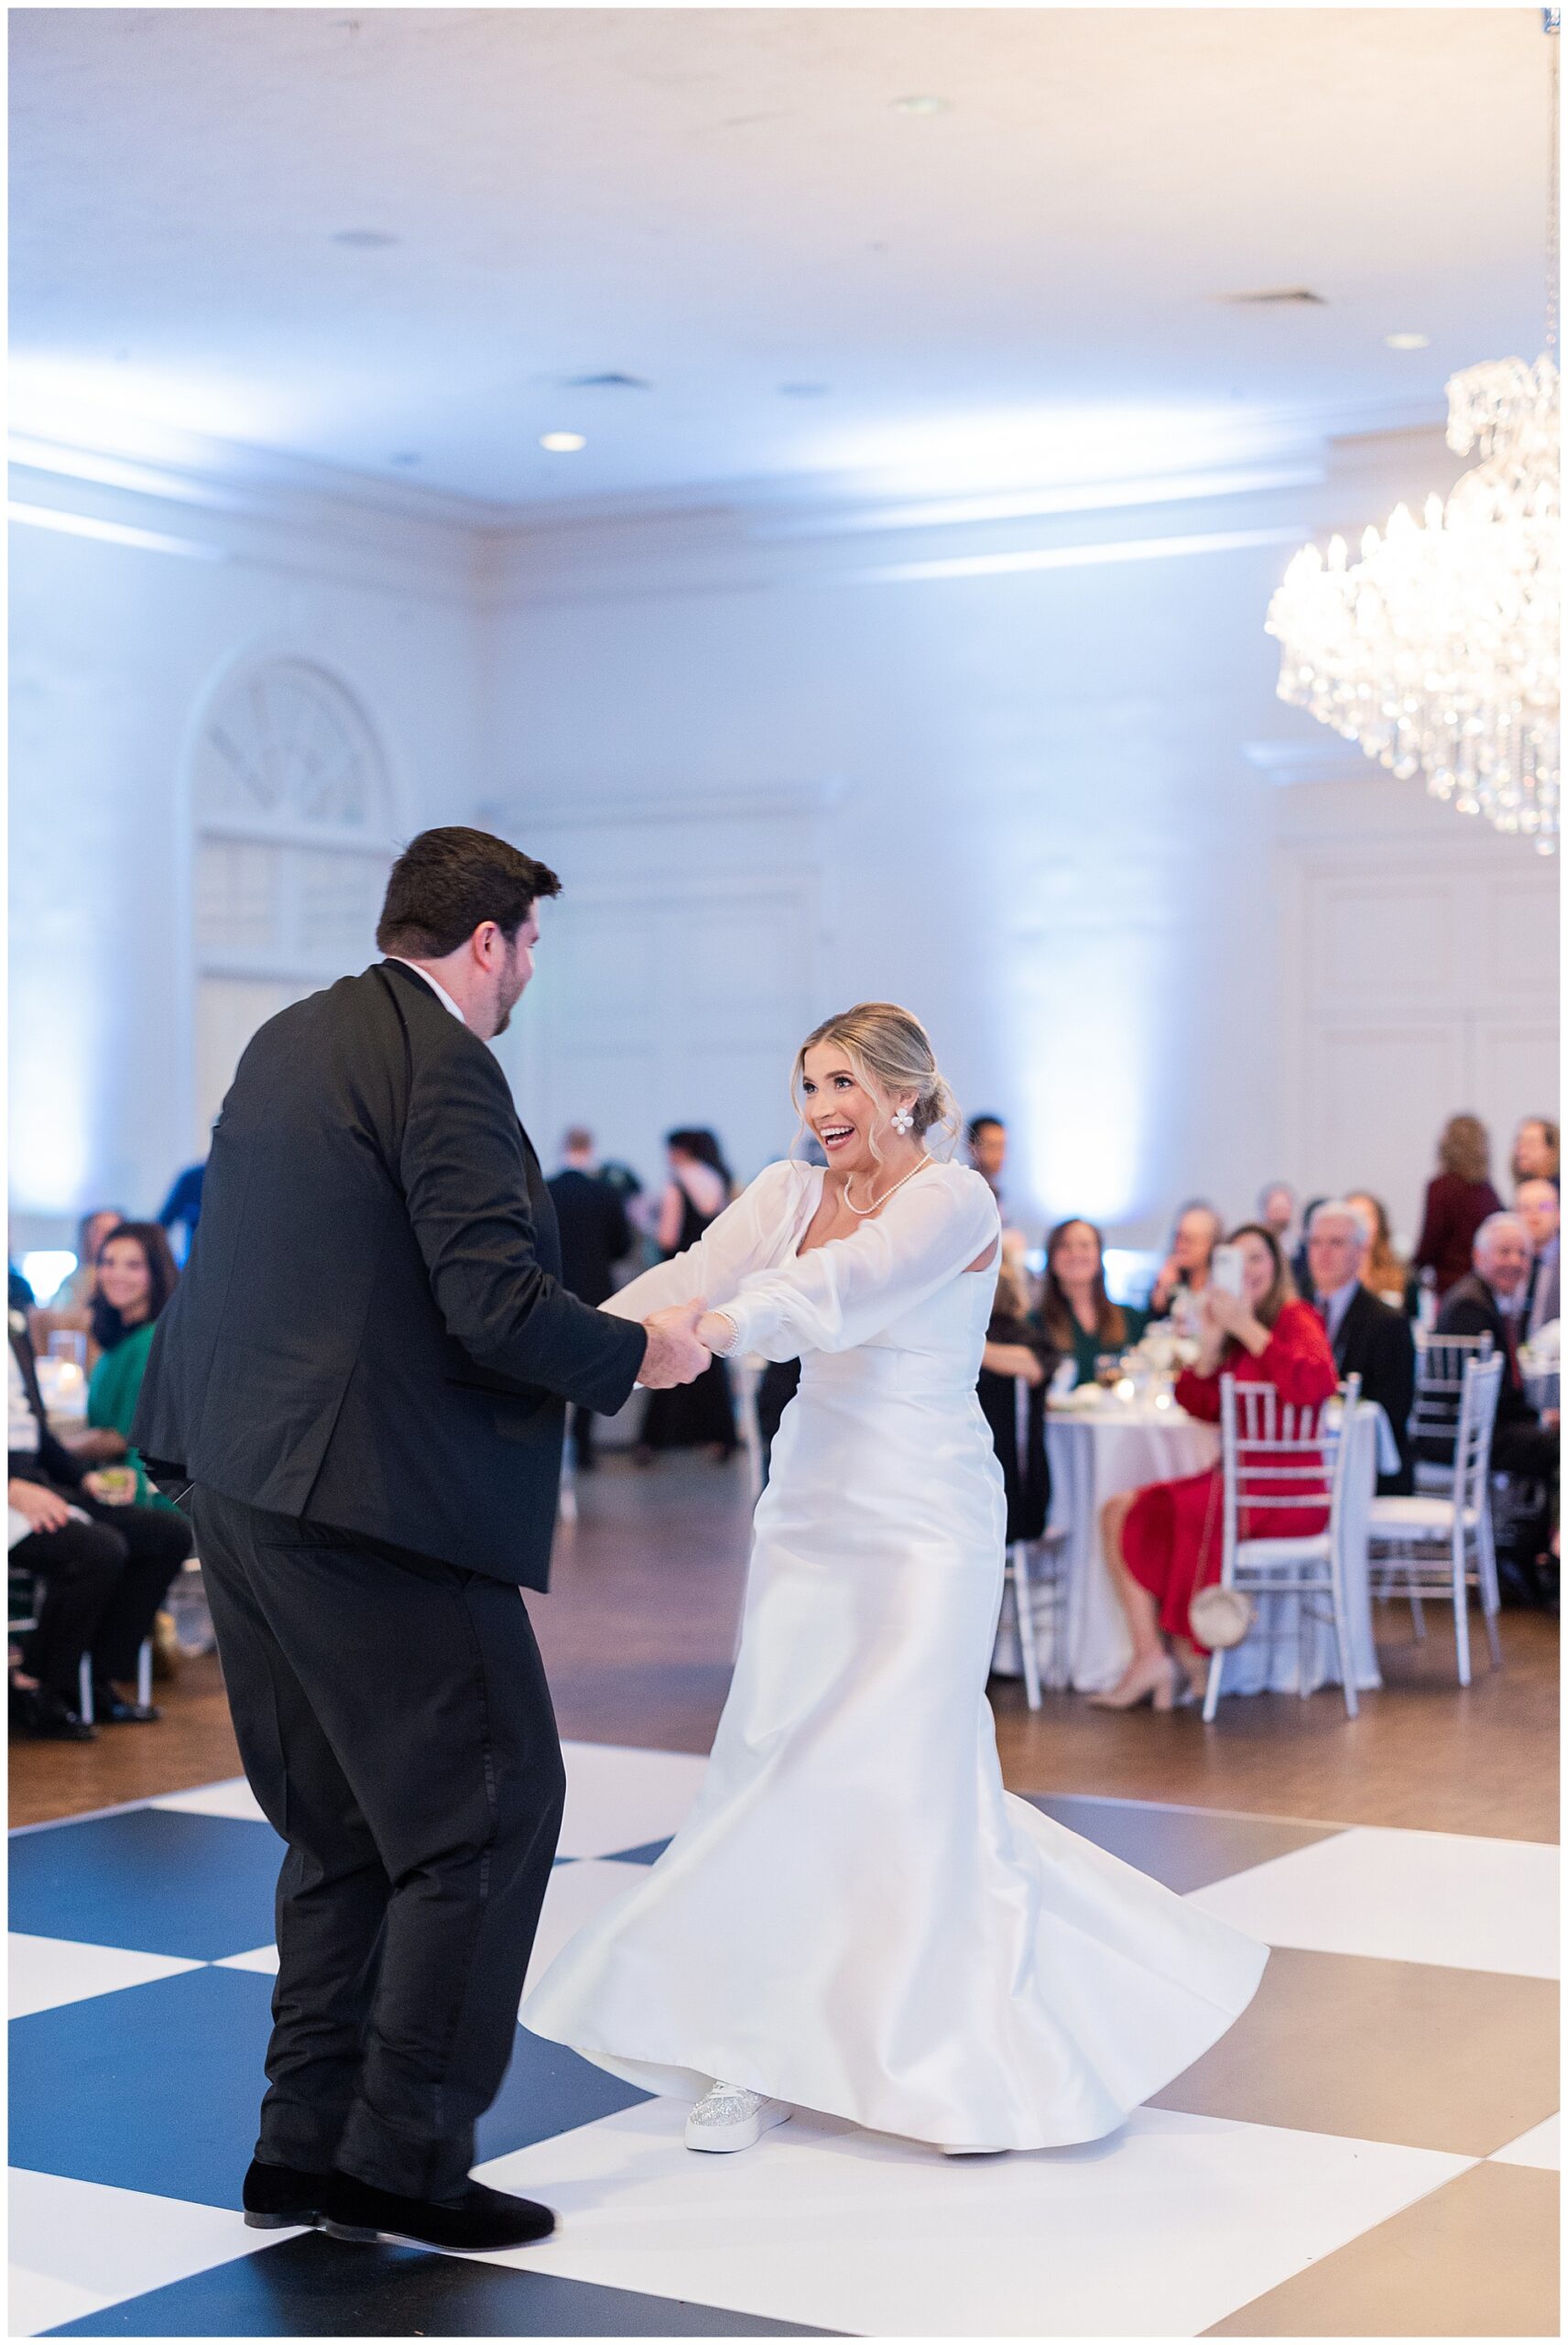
[717,1162,999,1363]
[601,1160,812,1325]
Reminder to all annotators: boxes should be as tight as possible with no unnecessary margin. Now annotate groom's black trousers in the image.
[192,1486,566,2202]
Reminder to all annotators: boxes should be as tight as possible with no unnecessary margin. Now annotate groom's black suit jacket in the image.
[135,959,646,1588]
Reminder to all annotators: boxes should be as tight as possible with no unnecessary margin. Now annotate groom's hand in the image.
[638,1299,710,1389]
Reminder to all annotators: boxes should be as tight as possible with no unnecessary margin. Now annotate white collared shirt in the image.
[1317,1279,1357,1349]
[388,958,466,1026]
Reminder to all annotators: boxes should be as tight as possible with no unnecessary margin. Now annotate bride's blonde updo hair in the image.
[790,1002,963,1162]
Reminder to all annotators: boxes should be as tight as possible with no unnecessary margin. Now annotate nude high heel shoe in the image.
[1085,1652,1180,1711]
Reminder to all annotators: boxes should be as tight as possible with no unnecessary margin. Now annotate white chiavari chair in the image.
[1203,1373,1362,1722]
[1366,1352,1505,1686]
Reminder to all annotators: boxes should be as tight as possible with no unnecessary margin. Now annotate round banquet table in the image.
[990,1393,1386,1697]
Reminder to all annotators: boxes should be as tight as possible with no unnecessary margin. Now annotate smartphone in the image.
[1210,1243,1244,1298]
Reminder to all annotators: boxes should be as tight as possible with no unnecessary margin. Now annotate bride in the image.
[523,1003,1266,2155]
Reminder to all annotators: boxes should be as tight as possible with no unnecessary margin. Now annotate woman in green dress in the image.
[1040,1217,1148,1386]
[80,1222,182,1511]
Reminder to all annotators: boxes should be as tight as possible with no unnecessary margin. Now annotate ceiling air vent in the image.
[1219,288,1327,307]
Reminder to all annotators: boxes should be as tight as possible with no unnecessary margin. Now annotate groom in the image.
[135,827,708,2254]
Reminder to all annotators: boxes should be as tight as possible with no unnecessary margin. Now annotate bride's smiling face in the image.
[800,1043,916,1178]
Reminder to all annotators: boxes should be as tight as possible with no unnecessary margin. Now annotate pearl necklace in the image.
[841,1153,932,1216]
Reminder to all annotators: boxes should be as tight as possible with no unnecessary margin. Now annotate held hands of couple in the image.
[637,1299,736,1390]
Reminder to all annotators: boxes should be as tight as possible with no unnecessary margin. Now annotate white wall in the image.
[8,422,1558,1273]
[485,436,1559,1252]
[7,453,486,1253]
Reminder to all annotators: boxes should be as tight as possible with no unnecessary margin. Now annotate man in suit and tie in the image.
[548,1128,634,1470]
[135,828,708,2257]
[1517,1178,1561,1340]
[1303,1200,1416,1495]
[1435,1214,1559,1478]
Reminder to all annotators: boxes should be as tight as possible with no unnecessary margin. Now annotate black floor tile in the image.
[9,1808,282,1958]
[11,1959,648,2209]
[45,2230,842,2336]
[601,1838,672,1866]
[1022,1793,1342,1893]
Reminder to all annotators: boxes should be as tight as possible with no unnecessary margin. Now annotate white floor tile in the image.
[1185,1826,1559,1979]
[522,1860,647,2001]
[150,1776,267,1823]
[9,2266,112,2337]
[476,2097,1471,2337]
[1491,2113,1560,2170]
[557,1740,707,1860]
[8,1933,204,2019]
[213,1943,279,1975]
[8,2169,279,2329]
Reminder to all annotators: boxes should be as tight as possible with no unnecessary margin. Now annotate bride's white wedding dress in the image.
[523,1156,1267,2150]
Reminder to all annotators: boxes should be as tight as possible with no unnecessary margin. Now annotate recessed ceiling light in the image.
[1385,332,1430,350]
[562,372,650,391]
[779,383,829,398]
[539,431,586,453]
[332,228,398,249]
[390,452,421,467]
[1220,287,1326,307]
[892,94,950,115]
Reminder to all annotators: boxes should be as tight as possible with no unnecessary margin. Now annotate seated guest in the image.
[1093,1225,1335,1710]
[1345,1190,1417,1315]
[1258,1183,1298,1252]
[1291,1195,1328,1304]
[1040,1217,1148,1386]
[1517,1178,1561,1338]
[8,1304,191,1736]
[1304,1200,1415,1494]
[1436,1215,1559,1478]
[56,1207,128,1316]
[548,1129,634,1471]
[1148,1200,1221,1323]
[1510,1117,1560,1188]
[1413,1114,1503,1302]
[77,1223,184,1510]
[978,1253,1058,1543]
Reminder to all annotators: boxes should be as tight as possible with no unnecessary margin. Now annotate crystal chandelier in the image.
[1266,22,1561,854]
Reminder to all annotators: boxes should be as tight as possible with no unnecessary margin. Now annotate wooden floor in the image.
[9,1453,1560,1838]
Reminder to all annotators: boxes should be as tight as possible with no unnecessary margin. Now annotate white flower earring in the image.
[890,1104,915,1136]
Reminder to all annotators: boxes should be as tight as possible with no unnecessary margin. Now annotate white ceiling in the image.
[8,6,1555,513]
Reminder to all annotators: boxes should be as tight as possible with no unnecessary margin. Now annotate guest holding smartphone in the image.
[1090,1224,1335,1711]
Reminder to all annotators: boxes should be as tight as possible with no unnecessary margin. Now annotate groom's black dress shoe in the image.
[243,2156,332,2230]
[319,2172,557,2252]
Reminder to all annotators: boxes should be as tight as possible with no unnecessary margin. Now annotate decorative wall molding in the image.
[10,406,1463,617]
[481,776,845,836]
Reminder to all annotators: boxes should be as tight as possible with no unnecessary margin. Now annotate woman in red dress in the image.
[1090,1224,1336,1710]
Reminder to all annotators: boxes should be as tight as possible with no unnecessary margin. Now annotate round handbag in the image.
[1189,1584,1256,1651]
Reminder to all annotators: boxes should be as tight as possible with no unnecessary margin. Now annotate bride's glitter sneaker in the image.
[684,2082,792,2153]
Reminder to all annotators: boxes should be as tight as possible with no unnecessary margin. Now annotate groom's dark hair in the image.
[376,827,561,959]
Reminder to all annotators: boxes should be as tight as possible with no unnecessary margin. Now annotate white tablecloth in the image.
[33,1356,87,1428]
[992,1397,1386,1697]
